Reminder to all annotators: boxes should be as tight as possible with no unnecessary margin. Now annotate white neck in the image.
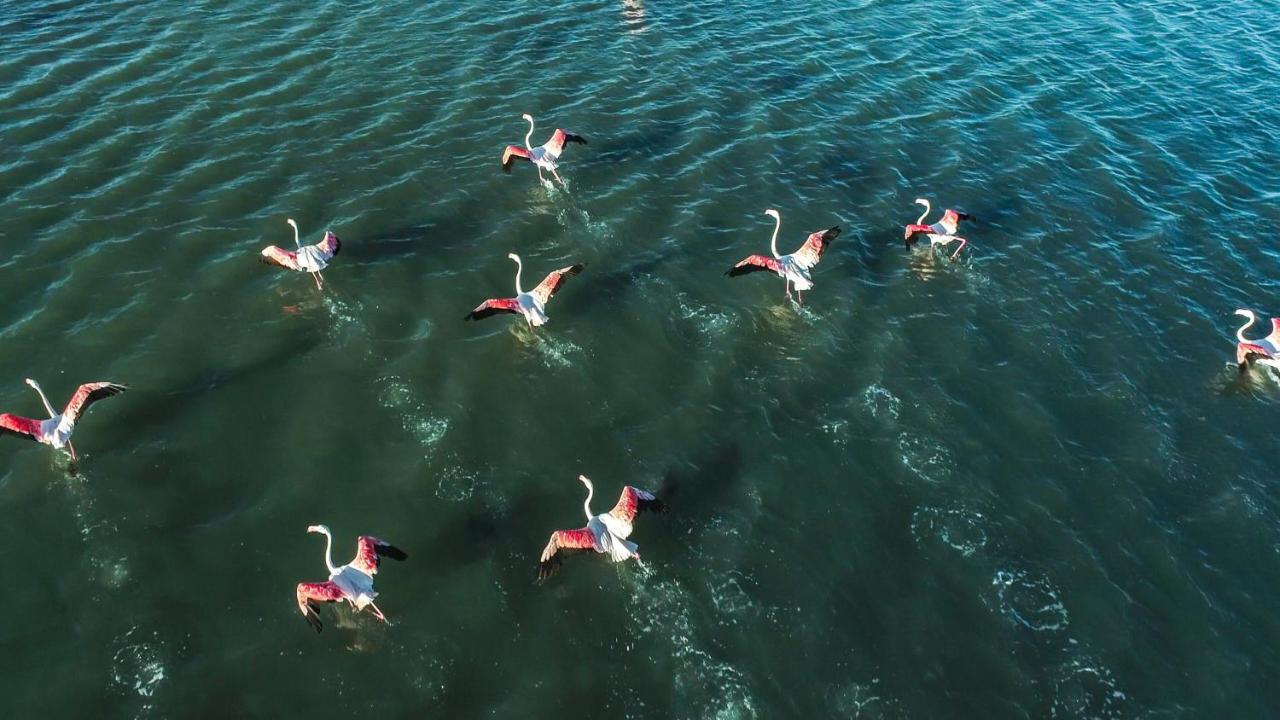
[320,528,337,573]
[524,117,535,150]
[769,213,782,258]
[288,220,301,248]
[31,384,56,418]
[915,199,931,226]
[513,256,524,295]
[582,480,595,520]
[1238,311,1257,344]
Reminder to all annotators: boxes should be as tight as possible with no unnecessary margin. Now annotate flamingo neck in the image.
[321,529,337,574]
[1238,312,1257,344]
[513,257,524,295]
[915,200,931,226]
[524,117,535,150]
[582,482,595,520]
[31,385,56,418]
[769,214,782,258]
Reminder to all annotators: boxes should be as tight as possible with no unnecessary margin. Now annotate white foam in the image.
[110,627,166,711]
[992,569,1069,632]
[378,375,449,453]
[861,384,900,421]
[1051,657,1126,718]
[896,434,953,484]
[435,464,478,502]
[910,506,989,557]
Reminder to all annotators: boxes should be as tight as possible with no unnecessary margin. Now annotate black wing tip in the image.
[644,496,669,515]
[536,557,562,583]
[380,544,408,561]
[304,604,324,633]
[566,133,588,145]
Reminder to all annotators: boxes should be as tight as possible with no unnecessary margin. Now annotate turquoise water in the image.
[3,0,1280,716]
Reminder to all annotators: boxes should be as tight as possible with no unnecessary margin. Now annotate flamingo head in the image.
[23,378,39,389]
[578,474,593,490]
[307,524,331,536]
[914,198,929,208]
[286,218,298,230]
[764,208,779,220]
[1235,309,1255,319]
[521,113,534,123]
[508,252,521,264]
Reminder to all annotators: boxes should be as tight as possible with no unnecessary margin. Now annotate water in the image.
[2,0,1279,716]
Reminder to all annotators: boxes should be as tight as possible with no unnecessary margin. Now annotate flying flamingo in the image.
[295,524,407,633]
[500,114,587,187]
[904,198,972,261]
[0,379,127,462]
[537,474,667,581]
[1233,309,1280,372]
[726,208,840,304]
[465,253,583,327]
[259,218,341,290]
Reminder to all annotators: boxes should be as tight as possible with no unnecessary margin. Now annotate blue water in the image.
[2,0,1280,717]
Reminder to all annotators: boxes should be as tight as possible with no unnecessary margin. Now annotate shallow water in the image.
[2,0,1280,717]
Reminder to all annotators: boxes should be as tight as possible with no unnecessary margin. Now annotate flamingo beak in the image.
[306,525,321,533]
[508,253,519,262]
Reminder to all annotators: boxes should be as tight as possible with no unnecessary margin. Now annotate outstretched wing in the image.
[502,145,532,172]
[351,536,408,576]
[465,297,521,321]
[791,226,840,270]
[1266,318,1280,347]
[529,264,584,306]
[62,382,127,425]
[544,129,588,156]
[607,486,667,539]
[0,413,42,442]
[312,231,341,261]
[726,254,782,277]
[260,245,301,271]
[1238,342,1273,366]
[537,527,596,582]
[296,581,344,633]
[939,209,972,234]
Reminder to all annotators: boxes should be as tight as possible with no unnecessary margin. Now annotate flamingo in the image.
[259,218,341,290]
[295,524,407,633]
[1233,309,1280,372]
[904,198,972,261]
[537,475,667,581]
[0,379,127,462]
[726,208,841,304]
[500,114,587,187]
[465,253,583,327]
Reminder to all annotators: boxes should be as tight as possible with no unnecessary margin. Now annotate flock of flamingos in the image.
[3,113,1279,634]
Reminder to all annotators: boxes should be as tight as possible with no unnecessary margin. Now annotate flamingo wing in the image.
[537,527,597,582]
[608,486,667,537]
[465,297,521,321]
[0,413,42,442]
[351,535,408,576]
[529,264,584,306]
[1266,318,1280,347]
[543,129,587,156]
[502,145,532,172]
[61,382,127,425]
[791,226,840,269]
[1238,342,1273,366]
[726,254,783,277]
[260,245,302,271]
[939,209,972,234]
[312,231,341,261]
[296,581,345,633]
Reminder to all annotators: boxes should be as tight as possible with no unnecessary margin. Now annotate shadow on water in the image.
[657,441,743,539]
[585,121,686,166]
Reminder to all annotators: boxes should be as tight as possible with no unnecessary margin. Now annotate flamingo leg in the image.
[949,237,968,262]
[368,602,387,623]
[552,167,566,187]
[311,271,323,290]
[67,441,78,462]
[537,166,546,184]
